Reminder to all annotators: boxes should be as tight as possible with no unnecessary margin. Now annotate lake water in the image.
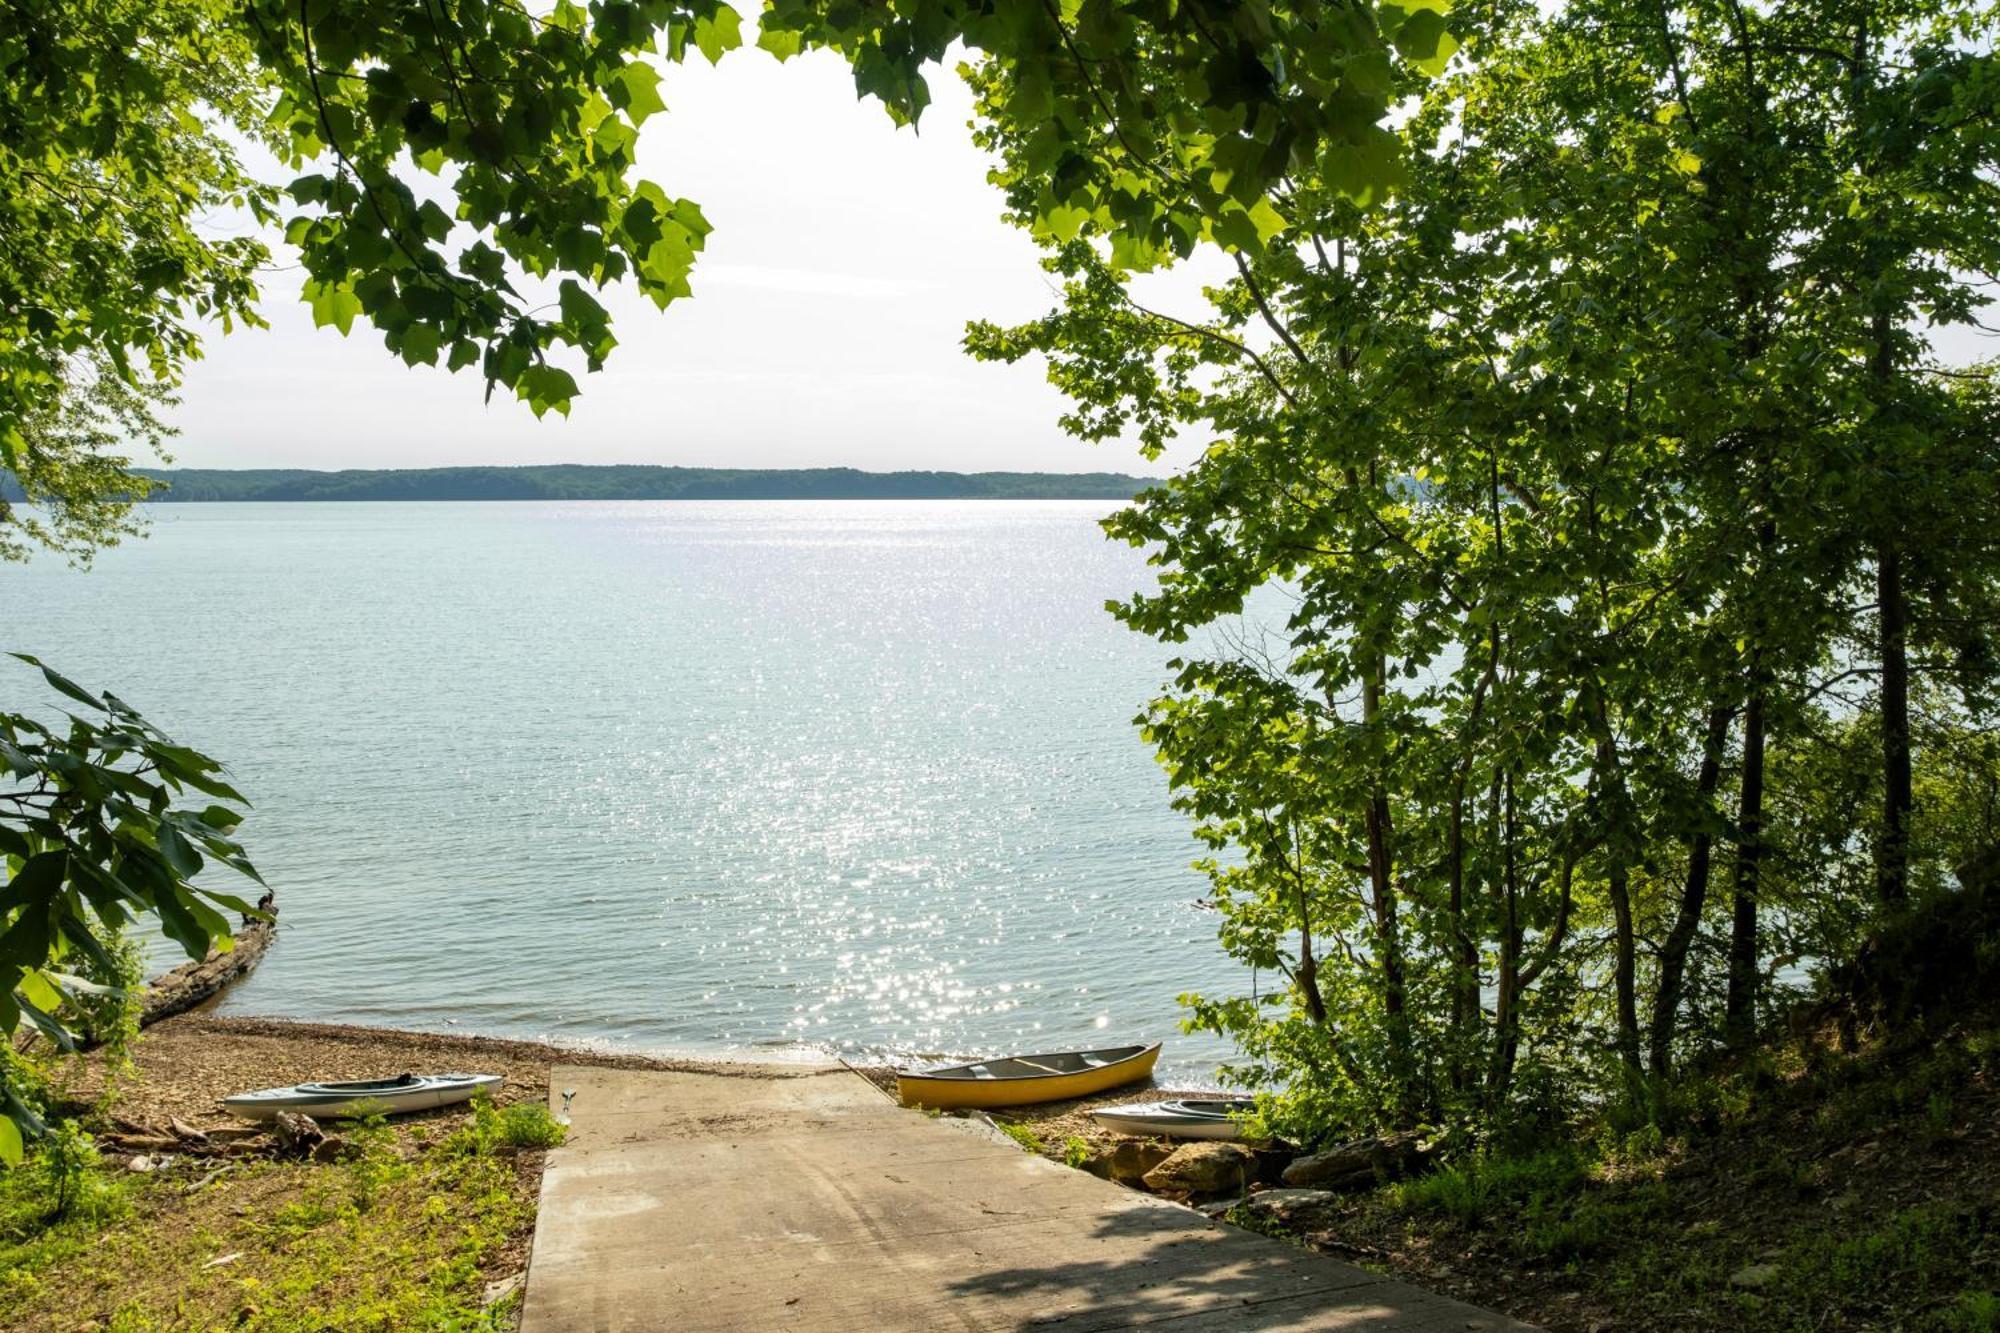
[1,502,1252,1080]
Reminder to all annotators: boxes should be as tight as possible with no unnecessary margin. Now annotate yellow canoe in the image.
[896,1043,1161,1110]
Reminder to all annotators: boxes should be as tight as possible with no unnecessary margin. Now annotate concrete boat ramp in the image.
[520,1063,1535,1332]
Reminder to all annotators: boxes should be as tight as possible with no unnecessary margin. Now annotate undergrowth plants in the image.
[0,1093,557,1330]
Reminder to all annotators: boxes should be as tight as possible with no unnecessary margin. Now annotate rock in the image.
[1143,1142,1258,1197]
[1729,1263,1783,1290]
[1281,1131,1433,1192]
[1195,1196,1243,1219]
[1237,1188,1345,1230]
[483,1273,525,1309]
[1105,1140,1175,1185]
[1241,1143,1295,1187]
[272,1112,326,1158]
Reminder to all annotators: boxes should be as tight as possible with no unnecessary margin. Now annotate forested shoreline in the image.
[1,465,1150,504]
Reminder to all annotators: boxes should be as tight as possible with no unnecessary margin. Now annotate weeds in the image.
[1,1100,540,1331]
[448,1094,567,1156]
[993,1119,1043,1153]
[1390,1147,1590,1226]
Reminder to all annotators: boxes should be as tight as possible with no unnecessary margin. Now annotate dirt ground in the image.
[64,1013,725,1131]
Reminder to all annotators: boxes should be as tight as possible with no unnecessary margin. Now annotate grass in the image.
[0,1104,548,1331]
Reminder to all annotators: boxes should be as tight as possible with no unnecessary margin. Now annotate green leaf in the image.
[559,279,608,332]
[1392,9,1458,76]
[0,850,66,919]
[307,281,364,336]
[10,654,104,711]
[0,1113,20,1168]
[16,969,61,1014]
[153,886,212,962]
[615,62,666,124]
[156,822,203,878]
[518,364,580,418]
[693,8,743,65]
[756,25,803,60]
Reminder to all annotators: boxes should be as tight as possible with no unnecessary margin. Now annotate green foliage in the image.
[0,1123,532,1329]
[992,1119,1043,1154]
[0,0,273,460]
[969,0,2000,1145]
[449,1095,567,1156]
[493,1102,568,1151]
[0,352,177,566]
[3,0,1434,450]
[36,1120,109,1221]
[1942,1291,2000,1333]
[1391,1148,1590,1227]
[0,1132,131,1287]
[0,658,263,1158]
[1062,1135,1091,1169]
[1780,1204,1994,1319]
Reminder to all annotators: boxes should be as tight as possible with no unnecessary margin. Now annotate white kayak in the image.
[1090,1098,1258,1140]
[221,1072,503,1122]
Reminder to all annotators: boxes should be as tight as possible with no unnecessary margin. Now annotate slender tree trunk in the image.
[1446,764,1481,1091]
[1725,683,1766,1047]
[1588,694,1644,1087]
[1294,830,1328,1026]
[1874,294,1912,908]
[1486,771,1522,1100]
[1878,541,1912,904]
[1609,859,1642,1085]
[1649,704,1732,1077]
[1362,656,1413,1114]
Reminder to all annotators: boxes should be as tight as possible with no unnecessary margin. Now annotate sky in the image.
[166,48,1220,477]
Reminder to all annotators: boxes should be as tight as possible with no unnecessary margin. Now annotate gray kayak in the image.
[1089,1097,1258,1140]
[221,1072,503,1122]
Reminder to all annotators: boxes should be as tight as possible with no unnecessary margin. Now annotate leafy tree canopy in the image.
[0,0,1447,455]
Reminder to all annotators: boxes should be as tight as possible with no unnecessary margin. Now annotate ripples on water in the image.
[1,501,1250,1080]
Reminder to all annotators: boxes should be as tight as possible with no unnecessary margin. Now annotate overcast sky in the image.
[166,49,1219,477]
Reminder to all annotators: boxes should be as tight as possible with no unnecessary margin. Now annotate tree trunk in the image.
[1609,859,1643,1084]
[1486,771,1522,1101]
[1725,687,1766,1047]
[1588,693,1643,1088]
[1362,656,1413,1113]
[1649,704,1732,1077]
[1877,542,1912,905]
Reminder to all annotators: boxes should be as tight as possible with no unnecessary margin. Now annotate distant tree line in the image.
[0,466,1150,504]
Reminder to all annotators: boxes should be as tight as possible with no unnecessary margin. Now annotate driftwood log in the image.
[136,891,278,1031]
[16,893,278,1058]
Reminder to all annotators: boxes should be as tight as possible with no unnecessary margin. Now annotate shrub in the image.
[496,1102,566,1150]
[448,1095,566,1157]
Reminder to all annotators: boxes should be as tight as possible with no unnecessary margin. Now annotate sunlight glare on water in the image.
[1,500,1256,1080]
